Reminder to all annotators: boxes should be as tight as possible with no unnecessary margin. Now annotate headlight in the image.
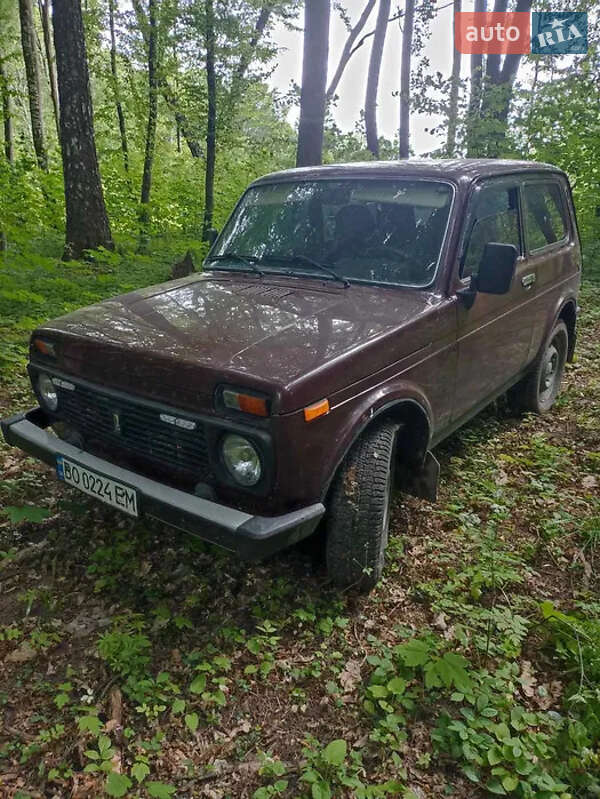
[38,373,58,411]
[221,434,262,486]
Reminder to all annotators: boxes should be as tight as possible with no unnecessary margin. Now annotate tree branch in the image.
[340,0,455,80]
[326,0,376,102]
[132,0,203,159]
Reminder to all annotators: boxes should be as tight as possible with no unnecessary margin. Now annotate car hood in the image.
[35,272,442,413]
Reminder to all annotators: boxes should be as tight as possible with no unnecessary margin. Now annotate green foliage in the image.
[96,614,152,684]
[2,505,50,523]
[184,653,230,711]
[432,663,570,798]
[78,714,103,736]
[146,782,176,798]
[538,600,600,794]
[299,735,405,799]
[83,733,116,774]
[0,244,175,372]
[395,636,472,692]
[253,752,289,798]
[105,772,132,798]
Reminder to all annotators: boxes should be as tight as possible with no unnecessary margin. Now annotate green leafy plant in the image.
[96,615,152,684]
[300,736,405,798]
[432,663,572,797]
[252,752,289,798]
[2,505,50,523]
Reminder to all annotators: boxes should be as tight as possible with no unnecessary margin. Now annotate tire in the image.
[508,320,568,414]
[325,422,399,592]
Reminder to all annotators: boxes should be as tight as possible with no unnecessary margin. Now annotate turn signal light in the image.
[304,398,330,422]
[222,389,269,417]
[33,338,56,357]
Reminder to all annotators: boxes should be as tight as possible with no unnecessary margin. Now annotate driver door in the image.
[452,178,534,422]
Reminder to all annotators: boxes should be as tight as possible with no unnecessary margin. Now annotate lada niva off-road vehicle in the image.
[2,159,581,590]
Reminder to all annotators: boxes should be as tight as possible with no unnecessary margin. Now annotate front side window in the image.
[461,184,521,279]
[523,182,568,251]
[209,179,454,288]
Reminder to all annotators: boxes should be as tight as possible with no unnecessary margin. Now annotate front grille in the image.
[54,380,213,481]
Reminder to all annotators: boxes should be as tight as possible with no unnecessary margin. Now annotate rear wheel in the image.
[509,320,568,414]
[325,422,399,592]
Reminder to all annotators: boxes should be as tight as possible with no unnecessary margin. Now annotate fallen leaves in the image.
[518,660,537,698]
[339,658,362,694]
[4,641,36,663]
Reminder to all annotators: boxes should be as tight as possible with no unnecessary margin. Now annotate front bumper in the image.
[1,408,325,560]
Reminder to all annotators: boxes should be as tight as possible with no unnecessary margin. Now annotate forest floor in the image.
[0,250,599,799]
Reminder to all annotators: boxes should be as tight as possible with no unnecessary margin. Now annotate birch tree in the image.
[18,0,47,169]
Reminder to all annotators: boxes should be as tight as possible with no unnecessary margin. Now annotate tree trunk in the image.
[466,0,485,157]
[132,0,203,160]
[446,0,461,157]
[19,0,47,169]
[0,55,14,164]
[161,80,203,158]
[364,0,391,157]
[398,0,414,159]
[140,0,158,206]
[38,0,60,142]
[525,57,540,155]
[296,0,330,168]
[225,3,274,122]
[139,0,158,250]
[478,0,531,156]
[0,50,11,250]
[108,0,129,172]
[202,0,216,238]
[53,0,113,258]
[234,3,272,85]
[326,0,376,103]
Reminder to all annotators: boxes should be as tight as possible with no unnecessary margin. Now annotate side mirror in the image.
[477,242,518,295]
[204,227,219,245]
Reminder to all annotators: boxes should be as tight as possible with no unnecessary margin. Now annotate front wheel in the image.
[509,320,568,414]
[325,422,399,592]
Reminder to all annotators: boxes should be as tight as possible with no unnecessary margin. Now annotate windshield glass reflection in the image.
[209,179,453,288]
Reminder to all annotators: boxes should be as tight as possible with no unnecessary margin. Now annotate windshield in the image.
[209,178,454,288]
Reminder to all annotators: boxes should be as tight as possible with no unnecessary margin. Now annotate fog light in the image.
[221,434,262,486]
[38,373,58,411]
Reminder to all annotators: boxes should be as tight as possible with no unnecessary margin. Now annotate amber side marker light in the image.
[33,338,56,357]
[222,389,269,417]
[304,398,330,422]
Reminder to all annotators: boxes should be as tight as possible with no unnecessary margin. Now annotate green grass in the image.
[0,236,209,373]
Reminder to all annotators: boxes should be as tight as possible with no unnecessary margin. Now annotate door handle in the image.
[521,273,536,289]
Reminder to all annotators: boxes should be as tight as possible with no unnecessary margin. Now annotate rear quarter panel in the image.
[526,175,582,360]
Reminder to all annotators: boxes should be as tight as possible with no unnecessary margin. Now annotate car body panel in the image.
[5,159,581,532]
[33,273,448,415]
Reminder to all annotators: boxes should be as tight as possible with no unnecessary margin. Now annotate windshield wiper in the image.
[258,254,350,287]
[206,252,264,278]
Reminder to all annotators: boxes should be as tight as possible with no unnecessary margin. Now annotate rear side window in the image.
[461,184,521,279]
[523,182,568,251]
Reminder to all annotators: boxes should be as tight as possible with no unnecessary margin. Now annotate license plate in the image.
[56,456,138,517]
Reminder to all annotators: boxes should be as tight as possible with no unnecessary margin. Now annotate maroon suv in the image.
[2,160,581,589]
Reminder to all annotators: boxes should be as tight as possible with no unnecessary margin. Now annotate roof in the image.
[251,158,564,187]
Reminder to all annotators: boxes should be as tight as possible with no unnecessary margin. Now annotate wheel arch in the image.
[557,298,577,362]
[321,394,432,501]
